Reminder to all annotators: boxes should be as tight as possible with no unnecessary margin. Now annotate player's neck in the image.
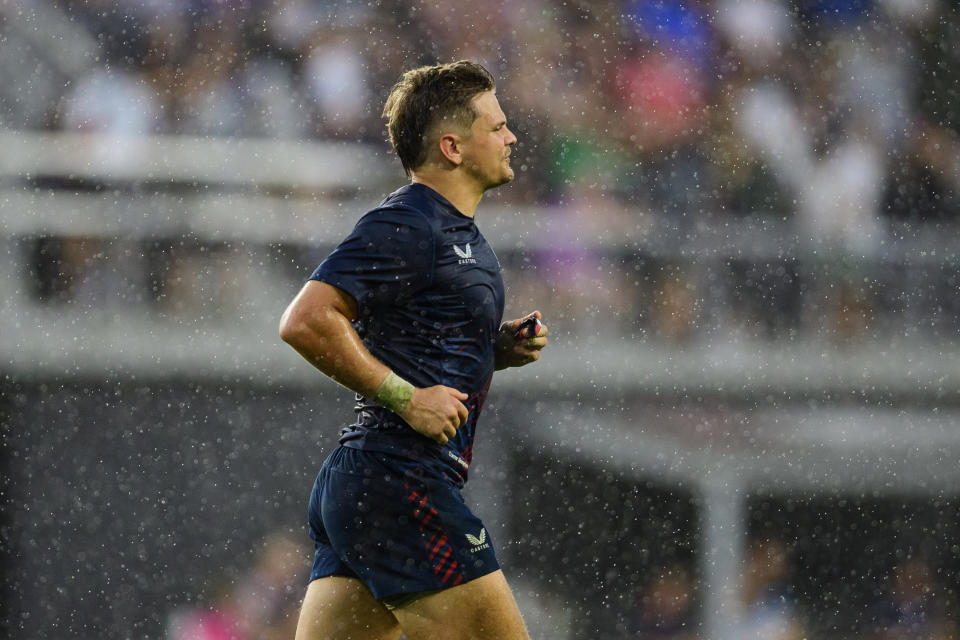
[410,173,482,218]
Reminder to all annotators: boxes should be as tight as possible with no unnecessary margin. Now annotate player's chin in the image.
[485,173,514,191]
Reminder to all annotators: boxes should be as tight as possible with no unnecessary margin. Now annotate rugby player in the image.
[280,60,548,640]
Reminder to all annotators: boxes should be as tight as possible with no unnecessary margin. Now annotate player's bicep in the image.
[303,280,359,321]
[280,280,358,342]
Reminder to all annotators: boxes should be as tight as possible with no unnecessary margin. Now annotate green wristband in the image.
[374,371,415,414]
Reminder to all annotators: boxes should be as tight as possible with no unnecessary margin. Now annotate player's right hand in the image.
[400,385,469,444]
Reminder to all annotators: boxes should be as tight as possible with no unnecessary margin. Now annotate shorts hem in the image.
[376,564,501,607]
[380,587,444,610]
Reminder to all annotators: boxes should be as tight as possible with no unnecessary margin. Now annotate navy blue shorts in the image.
[307,446,500,602]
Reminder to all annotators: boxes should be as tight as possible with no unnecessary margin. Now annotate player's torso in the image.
[361,187,505,393]
[335,185,505,483]
[420,215,505,387]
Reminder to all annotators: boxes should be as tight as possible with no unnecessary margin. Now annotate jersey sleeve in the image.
[309,206,435,311]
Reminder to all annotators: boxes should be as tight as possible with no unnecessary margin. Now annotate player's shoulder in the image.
[359,184,445,230]
[379,184,435,214]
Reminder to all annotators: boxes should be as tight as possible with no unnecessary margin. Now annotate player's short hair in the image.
[382,60,495,175]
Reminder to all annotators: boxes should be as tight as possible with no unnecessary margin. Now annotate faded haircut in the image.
[382,60,495,175]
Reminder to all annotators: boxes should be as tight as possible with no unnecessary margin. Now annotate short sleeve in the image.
[309,207,435,312]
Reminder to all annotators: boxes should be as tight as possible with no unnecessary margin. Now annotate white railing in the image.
[0,129,398,191]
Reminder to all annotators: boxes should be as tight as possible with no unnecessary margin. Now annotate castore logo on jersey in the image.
[454,243,477,265]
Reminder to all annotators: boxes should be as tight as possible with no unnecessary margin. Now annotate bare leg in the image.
[295,576,403,640]
[392,570,529,640]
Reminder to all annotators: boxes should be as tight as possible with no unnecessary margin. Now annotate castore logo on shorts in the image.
[466,528,489,553]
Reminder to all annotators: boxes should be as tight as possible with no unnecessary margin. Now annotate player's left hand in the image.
[494,311,548,370]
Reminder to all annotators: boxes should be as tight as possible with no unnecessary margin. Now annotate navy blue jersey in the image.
[309,183,505,485]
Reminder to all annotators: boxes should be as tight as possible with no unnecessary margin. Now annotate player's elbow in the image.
[278,307,308,347]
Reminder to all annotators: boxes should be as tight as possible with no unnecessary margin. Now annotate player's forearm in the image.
[279,295,419,415]
[280,303,389,398]
[281,309,425,418]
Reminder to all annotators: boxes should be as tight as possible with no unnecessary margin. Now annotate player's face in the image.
[461,91,517,191]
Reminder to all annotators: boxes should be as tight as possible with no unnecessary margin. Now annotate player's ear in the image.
[438,132,463,167]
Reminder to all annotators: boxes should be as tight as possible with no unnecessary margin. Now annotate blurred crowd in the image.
[16,0,960,344]
[155,514,958,639]
[618,537,957,640]
[166,531,306,640]
[46,0,960,228]
[41,0,960,220]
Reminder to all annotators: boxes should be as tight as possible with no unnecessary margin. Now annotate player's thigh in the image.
[392,570,529,640]
[295,575,402,640]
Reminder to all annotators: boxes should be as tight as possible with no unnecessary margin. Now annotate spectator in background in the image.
[868,557,958,640]
[736,537,806,640]
[884,120,960,221]
[29,236,114,307]
[173,26,245,137]
[264,0,334,55]
[302,25,374,140]
[613,0,715,222]
[416,0,511,71]
[623,562,698,639]
[616,1,713,149]
[60,70,151,138]
[708,0,793,217]
[650,267,697,343]
[166,582,244,640]
[166,531,306,640]
[501,1,596,203]
[58,63,162,165]
[884,2,960,223]
[231,531,305,639]
[236,56,306,139]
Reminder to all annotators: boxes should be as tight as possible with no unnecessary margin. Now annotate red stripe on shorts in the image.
[405,473,465,586]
